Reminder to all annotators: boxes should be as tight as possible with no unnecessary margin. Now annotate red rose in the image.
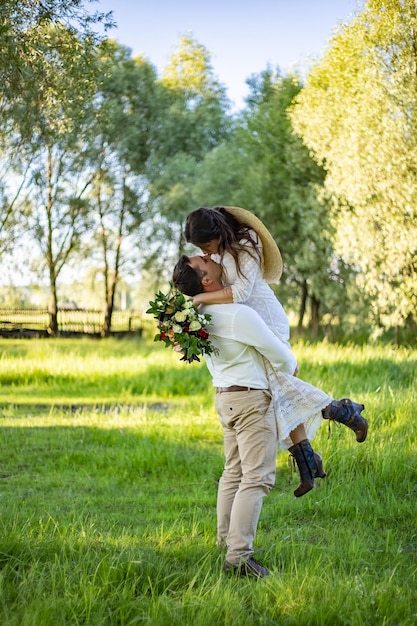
[160,332,166,340]
[198,329,209,340]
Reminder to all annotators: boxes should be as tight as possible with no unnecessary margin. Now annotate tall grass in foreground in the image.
[0,337,416,625]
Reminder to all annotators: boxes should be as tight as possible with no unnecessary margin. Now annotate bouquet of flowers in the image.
[146,286,216,363]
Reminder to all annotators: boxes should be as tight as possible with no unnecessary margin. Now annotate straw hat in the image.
[224,207,283,283]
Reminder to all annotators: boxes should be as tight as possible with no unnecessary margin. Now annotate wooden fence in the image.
[0,309,144,338]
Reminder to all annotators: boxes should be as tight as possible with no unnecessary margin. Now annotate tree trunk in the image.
[178,220,184,257]
[102,306,111,337]
[46,146,59,335]
[297,279,308,331]
[102,274,117,337]
[48,279,59,335]
[309,295,320,338]
[97,174,111,337]
[100,174,126,337]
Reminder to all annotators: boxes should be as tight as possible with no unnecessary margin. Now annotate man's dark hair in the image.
[172,255,204,297]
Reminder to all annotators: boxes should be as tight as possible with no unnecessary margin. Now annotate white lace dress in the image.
[214,233,332,449]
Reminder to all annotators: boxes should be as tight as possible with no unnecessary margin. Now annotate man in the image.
[172,253,298,578]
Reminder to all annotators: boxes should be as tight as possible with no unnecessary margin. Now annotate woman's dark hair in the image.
[184,207,259,276]
[172,255,204,297]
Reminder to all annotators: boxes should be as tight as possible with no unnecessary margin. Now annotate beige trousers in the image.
[215,388,277,565]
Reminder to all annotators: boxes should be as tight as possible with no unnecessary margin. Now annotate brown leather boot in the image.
[289,439,326,497]
[322,398,368,442]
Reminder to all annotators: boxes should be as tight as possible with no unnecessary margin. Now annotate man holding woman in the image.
[172,242,368,578]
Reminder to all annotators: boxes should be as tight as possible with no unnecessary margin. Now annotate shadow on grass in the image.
[0,421,222,527]
[0,363,213,402]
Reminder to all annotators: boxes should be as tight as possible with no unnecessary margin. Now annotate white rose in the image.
[172,324,183,333]
[189,320,201,331]
[175,310,187,322]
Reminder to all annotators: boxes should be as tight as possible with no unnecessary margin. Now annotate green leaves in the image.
[291,0,417,330]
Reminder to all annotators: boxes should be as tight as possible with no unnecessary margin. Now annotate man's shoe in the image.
[224,557,270,578]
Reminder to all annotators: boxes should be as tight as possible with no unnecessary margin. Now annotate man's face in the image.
[188,254,222,285]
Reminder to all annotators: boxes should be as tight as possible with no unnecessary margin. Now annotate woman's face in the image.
[198,238,220,255]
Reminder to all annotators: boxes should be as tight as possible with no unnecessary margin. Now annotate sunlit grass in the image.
[0,337,212,405]
[0,337,416,624]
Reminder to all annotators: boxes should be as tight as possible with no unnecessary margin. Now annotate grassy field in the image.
[0,336,416,625]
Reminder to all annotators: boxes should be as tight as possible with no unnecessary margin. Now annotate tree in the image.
[84,41,159,335]
[145,34,232,264]
[159,33,230,153]
[0,0,112,122]
[11,22,99,334]
[218,68,341,333]
[0,2,112,331]
[291,0,417,332]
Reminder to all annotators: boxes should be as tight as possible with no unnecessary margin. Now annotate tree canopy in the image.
[291,0,417,331]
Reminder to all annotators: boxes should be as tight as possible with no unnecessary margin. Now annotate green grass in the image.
[0,337,213,406]
[0,337,416,625]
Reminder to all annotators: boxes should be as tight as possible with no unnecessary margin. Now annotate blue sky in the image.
[95,0,361,109]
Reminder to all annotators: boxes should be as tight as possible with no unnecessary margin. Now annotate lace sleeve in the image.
[230,243,262,303]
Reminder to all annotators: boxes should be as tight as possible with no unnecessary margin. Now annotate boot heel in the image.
[314,452,327,479]
[294,478,314,497]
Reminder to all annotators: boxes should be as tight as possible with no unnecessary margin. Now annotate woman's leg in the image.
[289,423,307,444]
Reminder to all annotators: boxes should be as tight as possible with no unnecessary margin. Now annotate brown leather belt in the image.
[216,385,265,392]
